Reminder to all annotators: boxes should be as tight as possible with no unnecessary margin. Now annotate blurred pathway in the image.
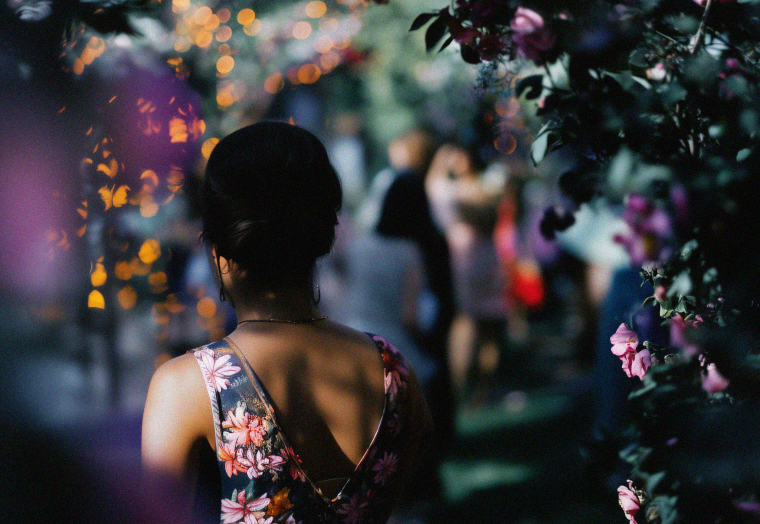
[426,329,622,524]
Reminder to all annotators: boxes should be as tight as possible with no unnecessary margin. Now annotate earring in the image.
[216,255,226,302]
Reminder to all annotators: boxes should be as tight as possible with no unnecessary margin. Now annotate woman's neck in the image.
[231,285,321,323]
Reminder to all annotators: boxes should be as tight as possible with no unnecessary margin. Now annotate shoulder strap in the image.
[191,339,241,452]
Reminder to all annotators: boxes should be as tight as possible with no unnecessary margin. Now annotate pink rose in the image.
[620,349,651,380]
[510,7,544,33]
[630,349,652,380]
[610,323,638,356]
[670,313,702,357]
[510,7,555,62]
[620,350,636,377]
[702,363,729,393]
[618,481,640,524]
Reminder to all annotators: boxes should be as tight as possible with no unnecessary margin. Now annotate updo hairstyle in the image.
[201,122,342,288]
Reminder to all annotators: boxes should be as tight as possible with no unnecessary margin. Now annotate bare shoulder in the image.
[148,352,206,398]
[142,352,213,475]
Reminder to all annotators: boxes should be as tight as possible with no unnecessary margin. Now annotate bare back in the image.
[225,320,388,486]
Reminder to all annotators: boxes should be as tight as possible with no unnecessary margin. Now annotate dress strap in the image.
[191,339,241,452]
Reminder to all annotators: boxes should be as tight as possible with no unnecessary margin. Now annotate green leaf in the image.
[647,471,667,492]
[410,12,437,32]
[425,16,448,52]
[460,43,480,64]
[439,35,455,52]
[515,75,544,100]
[531,124,552,165]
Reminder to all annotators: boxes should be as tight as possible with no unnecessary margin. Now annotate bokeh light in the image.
[90,263,107,287]
[495,132,518,155]
[88,290,105,309]
[244,19,262,36]
[172,0,190,13]
[264,72,285,94]
[114,261,132,280]
[197,296,217,318]
[216,25,232,42]
[117,286,138,310]
[320,51,340,71]
[237,8,255,25]
[140,196,159,218]
[138,239,161,265]
[216,55,235,74]
[174,35,192,53]
[298,64,321,84]
[292,21,313,40]
[305,1,327,18]
[195,30,214,48]
[202,138,220,159]
[314,35,333,53]
[203,14,220,31]
[217,88,235,107]
[217,8,231,23]
[193,5,212,25]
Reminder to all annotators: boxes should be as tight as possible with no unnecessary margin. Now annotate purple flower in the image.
[510,7,555,63]
[614,194,673,266]
[371,452,398,486]
[338,494,368,524]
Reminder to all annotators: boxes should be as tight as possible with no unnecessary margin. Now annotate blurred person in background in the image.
[354,126,457,457]
[426,143,508,404]
[142,122,431,524]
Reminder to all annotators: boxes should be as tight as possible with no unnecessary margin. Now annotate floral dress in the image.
[193,334,415,524]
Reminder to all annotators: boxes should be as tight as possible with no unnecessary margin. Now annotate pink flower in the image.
[702,363,729,393]
[218,442,246,477]
[221,491,271,524]
[338,493,369,524]
[610,323,638,357]
[510,7,555,62]
[614,195,673,266]
[243,514,273,524]
[646,63,667,82]
[670,313,702,357]
[196,349,241,392]
[371,452,398,486]
[241,449,286,479]
[280,446,307,481]
[617,481,640,524]
[630,349,652,380]
[223,403,268,448]
[510,7,544,33]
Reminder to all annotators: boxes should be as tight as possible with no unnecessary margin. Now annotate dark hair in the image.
[201,121,342,287]
[376,173,434,240]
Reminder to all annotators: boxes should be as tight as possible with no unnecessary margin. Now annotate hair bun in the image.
[201,121,342,286]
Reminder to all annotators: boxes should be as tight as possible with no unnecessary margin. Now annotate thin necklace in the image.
[237,316,328,326]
